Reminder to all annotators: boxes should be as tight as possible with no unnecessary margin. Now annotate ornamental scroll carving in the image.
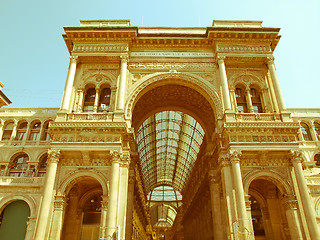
[54,196,68,211]
[48,149,60,164]
[282,195,298,210]
[228,150,242,163]
[290,150,303,163]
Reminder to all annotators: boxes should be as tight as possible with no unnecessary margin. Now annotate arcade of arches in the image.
[1,19,320,240]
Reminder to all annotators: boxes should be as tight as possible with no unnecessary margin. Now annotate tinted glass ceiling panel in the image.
[137,111,205,194]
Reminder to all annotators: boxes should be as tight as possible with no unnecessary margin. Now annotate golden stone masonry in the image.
[0,19,320,240]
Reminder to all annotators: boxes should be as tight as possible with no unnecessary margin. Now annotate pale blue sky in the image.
[0,0,319,108]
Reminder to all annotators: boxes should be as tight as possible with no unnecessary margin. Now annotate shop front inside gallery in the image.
[0,19,320,240]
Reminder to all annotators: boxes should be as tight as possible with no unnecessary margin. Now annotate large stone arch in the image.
[243,169,293,195]
[125,72,223,119]
[0,194,36,217]
[57,169,109,196]
[125,72,223,137]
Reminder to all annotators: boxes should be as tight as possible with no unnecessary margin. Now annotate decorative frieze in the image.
[235,113,281,121]
[217,44,271,53]
[241,158,290,167]
[52,134,121,143]
[130,52,214,58]
[128,62,216,71]
[73,44,128,52]
[67,113,114,121]
[229,134,296,143]
[0,177,44,186]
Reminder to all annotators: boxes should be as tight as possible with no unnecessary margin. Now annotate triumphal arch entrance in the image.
[29,19,320,240]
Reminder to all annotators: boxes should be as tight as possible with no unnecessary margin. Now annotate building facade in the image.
[0,19,320,240]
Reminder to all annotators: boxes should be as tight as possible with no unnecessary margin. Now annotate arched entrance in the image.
[128,77,220,239]
[0,200,30,240]
[61,176,103,240]
[248,178,303,240]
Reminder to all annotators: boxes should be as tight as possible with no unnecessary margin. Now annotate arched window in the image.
[250,88,263,113]
[314,122,320,140]
[235,86,247,112]
[15,122,28,141]
[98,87,111,112]
[2,122,14,140]
[38,154,48,177]
[315,154,320,166]
[41,121,51,141]
[300,122,312,141]
[83,88,96,112]
[9,153,29,177]
[28,121,41,141]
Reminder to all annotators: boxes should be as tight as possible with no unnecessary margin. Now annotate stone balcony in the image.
[0,176,44,187]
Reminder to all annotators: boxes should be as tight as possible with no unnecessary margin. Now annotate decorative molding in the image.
[282,195,298,210]
[73,44,128,52]
[128,62,217,72]
[130,52,214,58]
[125,72,223,122]
[229,134,296,144]
[48,149,60,163]
[217,44,271,53]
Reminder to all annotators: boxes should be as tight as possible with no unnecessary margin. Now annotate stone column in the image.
[209,172,223,240]
[93,88,100,112]
[217,56,232,110]
[245,88,254,113]
[229,88,237,112]
[125,170,135,240]
[291,151,320,239]
[260,88,268,113]
[9,121,18,142]
[116,55,128,111]
[24,121,31,142]
[49,195,68,240]
[61,56,78,111]
[100,195,108,240]
[282,195,303,239]
[230,151,254,240]
[267,57,286,111]
[117,155,130,239]
[77,88,84,112]
[220,159,236,239]
[310,122,319,141]
[34,149,60,240]
[0,122,4,140]
[106,151,121,237]
[25,217,37,240]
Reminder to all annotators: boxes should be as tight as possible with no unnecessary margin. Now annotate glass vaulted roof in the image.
[136,111,205,194]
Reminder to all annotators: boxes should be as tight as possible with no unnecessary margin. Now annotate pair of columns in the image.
[291,151,320,239]
[217,56,286,112]
[33,149,131,240]
[60,55,128,112]
[215,151,254,240]
[105,151,130,239]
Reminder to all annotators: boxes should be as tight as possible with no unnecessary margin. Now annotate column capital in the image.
[110,150,122,164]
[120,154,131,168]
[282,195,298,210]
[70,56,78,64]
[218,156,230,167]
[77,87,85,92]
[48,149,60,164]
[54,195,68,211]
[266,56,275,65]
[217,56,226,64]
[120,55,129,63]
[228,150,242,163]
[290,150,303,163]
[101,200,108,211]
